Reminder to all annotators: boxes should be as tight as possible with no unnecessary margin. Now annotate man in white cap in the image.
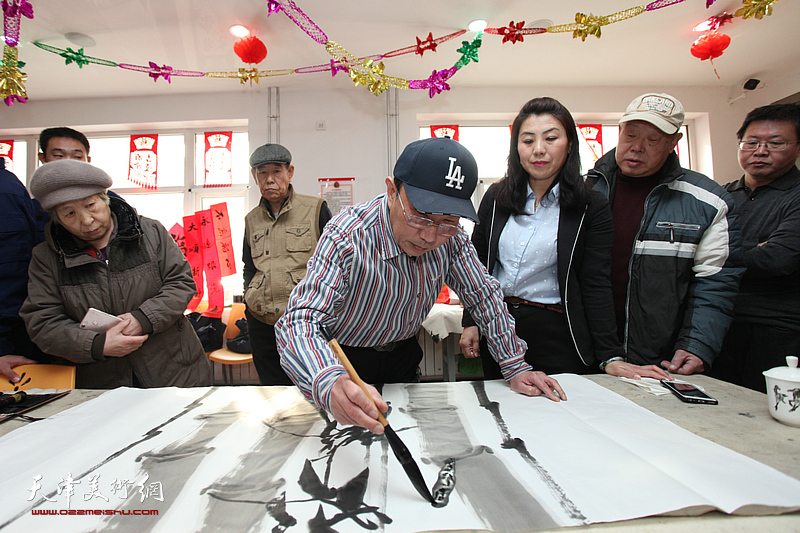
[587,93,744,378]
[276,137,566,434]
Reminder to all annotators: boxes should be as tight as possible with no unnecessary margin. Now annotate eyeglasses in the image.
[738,140,798,152]
[397,194,460,237]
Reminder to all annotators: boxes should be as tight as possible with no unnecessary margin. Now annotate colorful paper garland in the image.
[12,0,784,106]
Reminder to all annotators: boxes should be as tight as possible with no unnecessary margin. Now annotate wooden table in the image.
[1,376,798,532]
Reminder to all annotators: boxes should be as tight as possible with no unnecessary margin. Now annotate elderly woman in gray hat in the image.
[20,160,212,389]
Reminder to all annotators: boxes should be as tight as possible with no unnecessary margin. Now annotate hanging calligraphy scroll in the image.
[209,202,236,277]
[182,214,205,311]
[197,209,224,318]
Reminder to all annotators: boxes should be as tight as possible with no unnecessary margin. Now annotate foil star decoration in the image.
[147,61,173,83]
[500,21,526,44]
[1,45,27,106]
[423,67,455,98]
[572,12,604,41]
[735,0,777,19]
[350,58,388,96]
[2,0,33,18]
[237,67,261,85]
[2,0,34,47]
[266,0,282,16]
[454,34,482,69]
[415,32,438,56]
[705,13,734,31]
[329,59,348,77]
[60,47,90,68]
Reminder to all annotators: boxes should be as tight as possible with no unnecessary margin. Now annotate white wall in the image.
[2,77,797,206]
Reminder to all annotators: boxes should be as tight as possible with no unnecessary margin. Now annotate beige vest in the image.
[244,190,325,324]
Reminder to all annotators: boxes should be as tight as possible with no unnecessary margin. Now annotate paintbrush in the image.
[319,324,433,503]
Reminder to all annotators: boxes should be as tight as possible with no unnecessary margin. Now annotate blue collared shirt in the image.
[495,183,561,304]
[276,194,530,411]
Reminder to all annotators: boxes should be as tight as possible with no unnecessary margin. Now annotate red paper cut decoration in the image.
[210,202,236,277]
[234,36,267,65]
[578,124,604,163]
[182,214,205,312]
[128,134,158,189]
[430,125,459,141]
[204,131,233,187]
[0,140,14,172]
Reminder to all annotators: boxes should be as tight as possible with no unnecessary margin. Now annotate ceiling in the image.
[8,0,800,102]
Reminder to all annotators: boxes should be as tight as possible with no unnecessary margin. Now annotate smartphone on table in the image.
[80,308,123,333]
[661,380,718,405]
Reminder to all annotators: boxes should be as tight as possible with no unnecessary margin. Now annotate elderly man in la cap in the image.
[243,143,332,385]
[276,137,566,434]
[20,160,212,388]
[587,93,744,378]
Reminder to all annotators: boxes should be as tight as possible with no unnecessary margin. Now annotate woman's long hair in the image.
[494,97,587,214]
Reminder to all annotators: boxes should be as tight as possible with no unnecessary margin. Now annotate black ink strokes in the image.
[431,458,455,508]
[300,460,392,532]
[299,460,338,500]
[266,492,298,532]
[471,381,587,523]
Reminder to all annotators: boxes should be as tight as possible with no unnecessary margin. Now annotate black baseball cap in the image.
[393,137,479,222]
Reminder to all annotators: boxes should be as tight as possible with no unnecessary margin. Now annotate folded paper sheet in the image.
[0,376,798,532]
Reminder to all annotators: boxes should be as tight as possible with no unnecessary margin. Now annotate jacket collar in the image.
[729,165,800,192]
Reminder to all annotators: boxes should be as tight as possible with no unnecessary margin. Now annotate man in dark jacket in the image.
[0,158,48,380]
[711,104,800,392]
[586,93,744,376]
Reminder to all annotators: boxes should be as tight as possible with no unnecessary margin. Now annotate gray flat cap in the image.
[29,160,113,210]
[249,143,292,168]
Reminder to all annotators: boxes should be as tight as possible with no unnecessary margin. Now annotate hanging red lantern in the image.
[690,31,731,61]
[234,36,268,65]
[690,31,730,80]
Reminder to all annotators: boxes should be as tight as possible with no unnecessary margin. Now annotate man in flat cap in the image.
[276,137,565,435]
[20,160,212,388]
[587,93,744,378]
[243,143,332,385]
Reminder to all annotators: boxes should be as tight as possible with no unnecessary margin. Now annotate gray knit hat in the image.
[29,160,113,210]
[249,143,292,168]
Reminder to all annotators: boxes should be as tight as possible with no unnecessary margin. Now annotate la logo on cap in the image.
[445,157,465,190]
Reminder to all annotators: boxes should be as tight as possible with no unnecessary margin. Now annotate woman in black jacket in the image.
[461,97,669,379]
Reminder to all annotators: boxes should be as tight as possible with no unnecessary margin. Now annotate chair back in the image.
[226,303,247,339]
[1,364,76,391]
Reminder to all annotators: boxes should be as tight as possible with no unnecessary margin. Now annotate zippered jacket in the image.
[587,150,745,368]
[462,184,625,366]
[21,197,212,388]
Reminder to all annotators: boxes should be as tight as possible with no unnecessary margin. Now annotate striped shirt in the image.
[275,194,530,410]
